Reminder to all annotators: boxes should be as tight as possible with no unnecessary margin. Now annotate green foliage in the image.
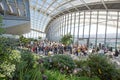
[19,35,30,46]
[43,54,75,74]
[9,50,21,64]
[74,54,120,80]
[20,51,40,69]
[74,60,91,77]
[0,27,5,34]
[0,63,15,79]
[34,39,38,42]
[87,54,120,80]
[74,60,88,68]
[38,36,42,40]
[1,36,120,80]
[13,62,42,80]
[0,15,5,34]
[0,37,42,79]
[13,51,41,80]
[0,50,20,79]
[0,15,3,26]
[45,70,100,80]
[27,38,35,41]
[0,37,19,79]
[0,37,18,52]
[19,35,39,46]
[60,33,73,46]
[45,70,67,80]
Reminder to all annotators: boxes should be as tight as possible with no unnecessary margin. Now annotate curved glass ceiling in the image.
[26,0,119,39]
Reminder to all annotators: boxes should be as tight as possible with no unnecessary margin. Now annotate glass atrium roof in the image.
[30,0,119,33]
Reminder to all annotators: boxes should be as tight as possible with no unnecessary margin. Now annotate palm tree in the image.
[38,36,42,40]
[60,33,73,46]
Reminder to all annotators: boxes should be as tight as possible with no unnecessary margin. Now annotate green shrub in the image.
[74,60,88,68]
[45,70,67,80]
[0,37,19,79]
[9,50,21,64]
[74,60,91,77]
[0,37,42,80]
[20,51,40,68]
[87,54,120,80]
[0,50,21,79]
[74,54,120,80]
[60,33,73,46]
[43,54,75,74]
[45,70,100,80]
[77,76,100,80]
[13,62,42,80]
[0,62,16,79]
[13,51,41,80]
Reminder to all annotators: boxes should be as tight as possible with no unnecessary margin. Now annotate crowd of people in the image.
[20,40,120,57]
[23,40,88,56]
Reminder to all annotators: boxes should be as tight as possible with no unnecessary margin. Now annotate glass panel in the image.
[65,15,67,35]
[89,39,96,49]
[118,13,120,38]
[90,11,97,38]
[106,12,117,38]
[67,14,70,34]
[84,11,90,38]
[98,11,106,38]
[106,38,116,51]
[117,39,120,50]
[97,39,105,49]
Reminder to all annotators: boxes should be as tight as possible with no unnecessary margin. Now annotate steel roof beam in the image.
[31,28,45,33]
[101,0,108,10]
[69,1,79,11]
[30,6,51,16]
[44,0,57,12]
[80,0,91,10]
[49,0,74,16]
[45,2,120,32]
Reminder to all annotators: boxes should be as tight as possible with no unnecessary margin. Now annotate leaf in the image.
[60,33,73,45]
